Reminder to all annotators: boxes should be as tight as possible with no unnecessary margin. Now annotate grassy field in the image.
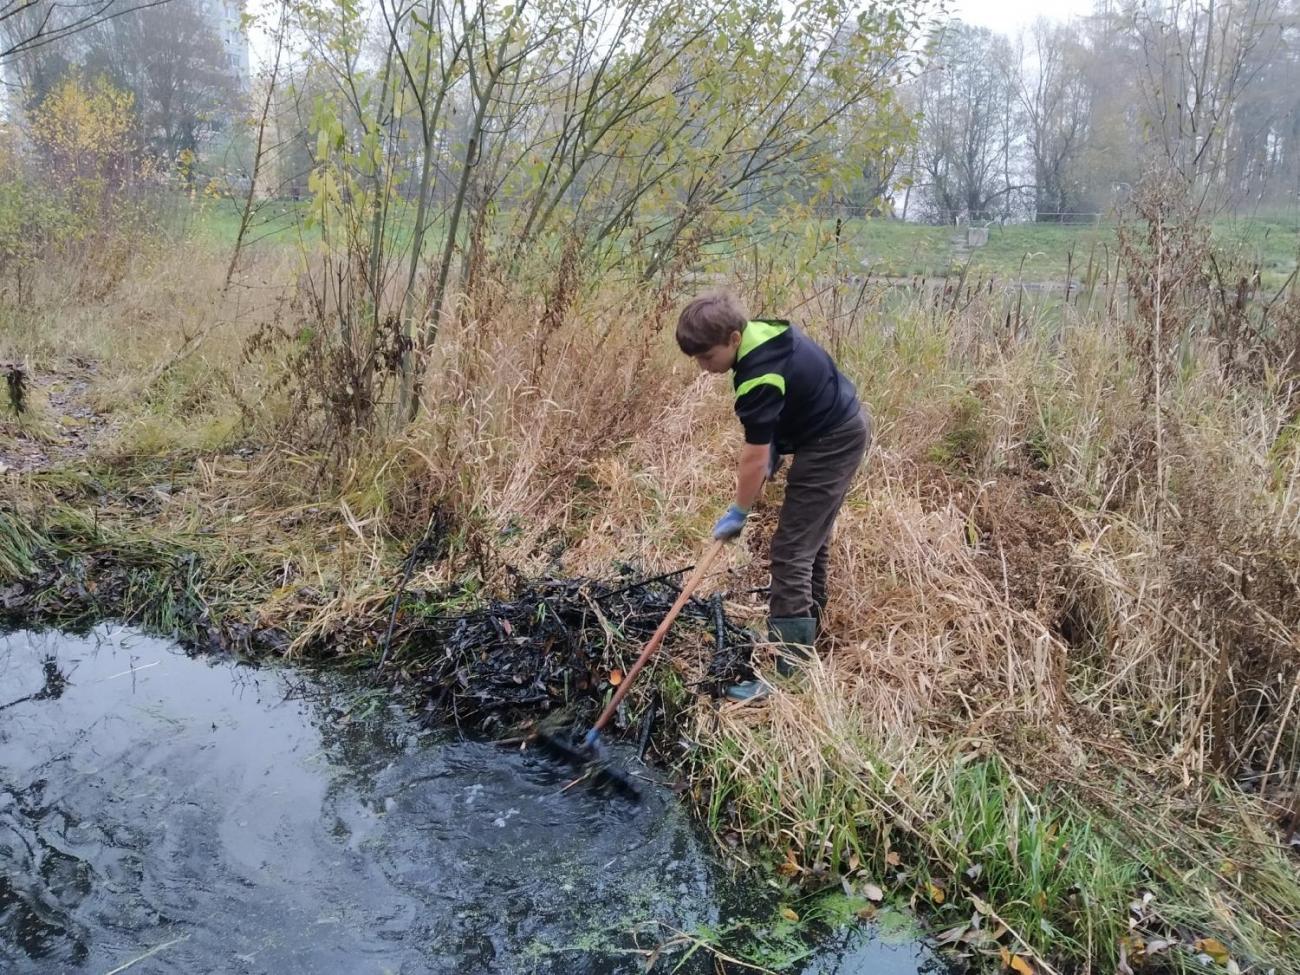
[842,219,1116,282]
[181,197,1300,291]
[839,213,1300,288]
[175,194,450,254]
[1210,212,1300,290]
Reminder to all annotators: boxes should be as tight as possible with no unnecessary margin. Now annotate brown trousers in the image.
[769,408,871,619]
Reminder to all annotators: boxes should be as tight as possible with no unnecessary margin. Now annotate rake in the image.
[533,539,725,798]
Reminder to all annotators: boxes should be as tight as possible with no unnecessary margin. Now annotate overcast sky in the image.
[951,0,1097,35]
[245,0,1102,70]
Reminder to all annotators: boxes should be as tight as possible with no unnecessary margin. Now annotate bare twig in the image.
[101,934,189,975]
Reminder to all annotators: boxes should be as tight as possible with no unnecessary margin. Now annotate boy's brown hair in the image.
[675,291,748,356]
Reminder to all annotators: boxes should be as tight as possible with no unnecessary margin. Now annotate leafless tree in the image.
[1017,19,1093,221]
[79,1,242,161]
[0,0,170,65]
[915,22,1026,222]
[225,0,290,289]
[1130,0,1285,203]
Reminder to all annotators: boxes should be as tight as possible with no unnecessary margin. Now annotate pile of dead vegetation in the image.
[0,495,757,752]
[384,568,754,733]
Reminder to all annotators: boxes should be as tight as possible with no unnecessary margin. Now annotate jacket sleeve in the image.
[734,381,784,445]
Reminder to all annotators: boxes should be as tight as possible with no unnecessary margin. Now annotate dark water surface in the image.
[1,626,941,974]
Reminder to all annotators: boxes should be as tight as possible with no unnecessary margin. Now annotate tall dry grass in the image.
[676,286,1300,973]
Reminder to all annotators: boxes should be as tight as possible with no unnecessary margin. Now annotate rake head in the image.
[530,728,641,801]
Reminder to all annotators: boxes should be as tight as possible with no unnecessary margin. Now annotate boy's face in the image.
[693,331,741,374]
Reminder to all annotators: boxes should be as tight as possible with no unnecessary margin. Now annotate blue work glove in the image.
[713,503,749,541]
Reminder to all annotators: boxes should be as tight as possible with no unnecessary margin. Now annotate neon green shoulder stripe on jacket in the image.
[735,373,785,398]
[737,320,788,360]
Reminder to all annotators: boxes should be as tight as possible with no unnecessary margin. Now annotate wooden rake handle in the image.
[589,539,726,736]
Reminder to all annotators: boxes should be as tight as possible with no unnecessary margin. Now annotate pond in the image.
[1,626,944,974]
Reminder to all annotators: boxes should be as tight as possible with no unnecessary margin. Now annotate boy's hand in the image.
[712,504,748,541]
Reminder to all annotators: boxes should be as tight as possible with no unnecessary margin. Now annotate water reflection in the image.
[0,625,940,974]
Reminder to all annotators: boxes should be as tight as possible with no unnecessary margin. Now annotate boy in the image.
[676,291,871,701]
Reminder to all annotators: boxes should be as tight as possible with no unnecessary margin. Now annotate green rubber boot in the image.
[723,678,770,702]
[770,616,816,678]
[724,616,817,702]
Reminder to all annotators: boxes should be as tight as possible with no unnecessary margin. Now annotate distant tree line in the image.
[7,0,1298,228]
[0,0,171,65]
[2,0,243,166]
[903,0,1300,224]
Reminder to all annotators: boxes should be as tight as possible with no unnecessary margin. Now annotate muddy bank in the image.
[0,513,753,738]
[0,361,121,475]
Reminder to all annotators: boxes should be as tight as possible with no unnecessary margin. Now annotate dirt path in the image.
[1,359,119,474]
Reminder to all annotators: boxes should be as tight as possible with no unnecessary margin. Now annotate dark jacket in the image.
[731,320,860,452]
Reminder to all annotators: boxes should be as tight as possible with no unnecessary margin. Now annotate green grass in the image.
[827,220,954,277]
[931,758,1146,964]
[173,196,307,248]
[694,728,1300,974]
[802,213,1300,287]
[175,195,456,255]
[1209,213,1300,292]
[168,195,1300,291]
[804,217,1115,282]
[964,223,1114,284]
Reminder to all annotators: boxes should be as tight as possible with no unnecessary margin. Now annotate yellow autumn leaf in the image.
[927,881,945,904]
[779,907,799,922]
[1009,954,1036,975]
[1194,938,1231,966]
[776,851,801,878]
